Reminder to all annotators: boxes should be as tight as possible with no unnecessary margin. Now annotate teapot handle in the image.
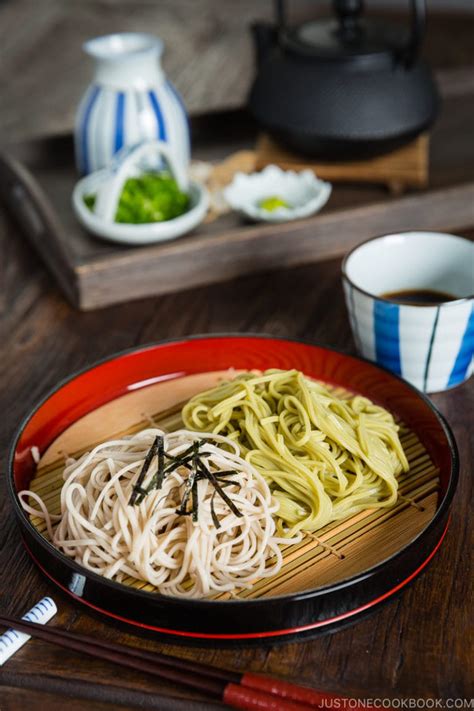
[275,0,286,32]
[403,0,426,67]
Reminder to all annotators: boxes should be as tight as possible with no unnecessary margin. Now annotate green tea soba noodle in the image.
[182,369,409,535]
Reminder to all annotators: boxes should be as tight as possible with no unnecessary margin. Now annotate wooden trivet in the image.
[255,133,430,195]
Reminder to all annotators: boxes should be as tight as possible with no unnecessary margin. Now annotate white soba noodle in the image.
[19,429,300,598]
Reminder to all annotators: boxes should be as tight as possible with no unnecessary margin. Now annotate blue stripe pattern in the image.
[423,306,440,392]
[114,92,126,153]
[348,284,362,354]
[148,90,167,141]
[373,301,402,375]
[447,306,474,387]
[80,85,100,174]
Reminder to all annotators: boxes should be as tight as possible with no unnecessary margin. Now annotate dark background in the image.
[0,0,473,143]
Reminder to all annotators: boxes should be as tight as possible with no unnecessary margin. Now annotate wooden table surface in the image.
[1,4,473,707]
[1,207,473,707]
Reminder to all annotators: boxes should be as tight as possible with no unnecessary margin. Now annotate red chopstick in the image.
[0,614,367,710]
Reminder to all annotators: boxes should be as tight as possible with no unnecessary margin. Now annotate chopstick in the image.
[0,613,366,710]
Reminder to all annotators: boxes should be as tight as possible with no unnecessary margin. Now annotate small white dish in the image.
[223,165,331,223]
[72,141,209,246]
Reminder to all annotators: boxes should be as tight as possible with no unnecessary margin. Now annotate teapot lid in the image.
[279,0,416,68]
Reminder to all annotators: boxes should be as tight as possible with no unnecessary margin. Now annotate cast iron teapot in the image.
[248,0,439,159]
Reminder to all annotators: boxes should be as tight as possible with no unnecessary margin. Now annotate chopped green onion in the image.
[83,172,190,224]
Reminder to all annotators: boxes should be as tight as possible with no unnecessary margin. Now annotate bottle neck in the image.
[84,34,165,89]
[93,52,164,89]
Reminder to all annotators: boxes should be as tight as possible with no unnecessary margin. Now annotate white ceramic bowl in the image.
[223,165,331,223]
[72,140,208,245]
[73,172,208,245]
[342,232,474,393]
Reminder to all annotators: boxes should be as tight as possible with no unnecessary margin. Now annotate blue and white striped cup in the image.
[342,232,474,393]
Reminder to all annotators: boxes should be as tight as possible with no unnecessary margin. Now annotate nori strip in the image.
[128,436,160,506]
[154,436,165,490]
[210,491,220,528]
[191,476,199,523]
[175,443,199,516]
[197,460,243,519]
[130,438,244,526]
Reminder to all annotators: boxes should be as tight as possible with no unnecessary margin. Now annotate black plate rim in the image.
[7,333,460,608]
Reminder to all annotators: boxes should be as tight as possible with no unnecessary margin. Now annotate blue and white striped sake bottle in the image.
[75,33,190,176]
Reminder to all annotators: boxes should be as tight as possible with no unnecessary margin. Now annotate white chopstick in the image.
[0,597,57,665]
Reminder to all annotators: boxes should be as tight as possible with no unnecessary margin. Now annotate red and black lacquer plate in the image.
[8,335,458,644]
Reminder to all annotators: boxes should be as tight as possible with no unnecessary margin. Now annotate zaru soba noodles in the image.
[182,369,409,536]
[19,429,301,598]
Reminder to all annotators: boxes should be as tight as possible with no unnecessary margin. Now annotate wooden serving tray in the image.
[1,88,474,311]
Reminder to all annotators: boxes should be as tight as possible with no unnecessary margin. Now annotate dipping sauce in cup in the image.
[342,232,474,393]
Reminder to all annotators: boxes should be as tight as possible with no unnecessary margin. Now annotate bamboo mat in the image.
[26,375,439,599]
